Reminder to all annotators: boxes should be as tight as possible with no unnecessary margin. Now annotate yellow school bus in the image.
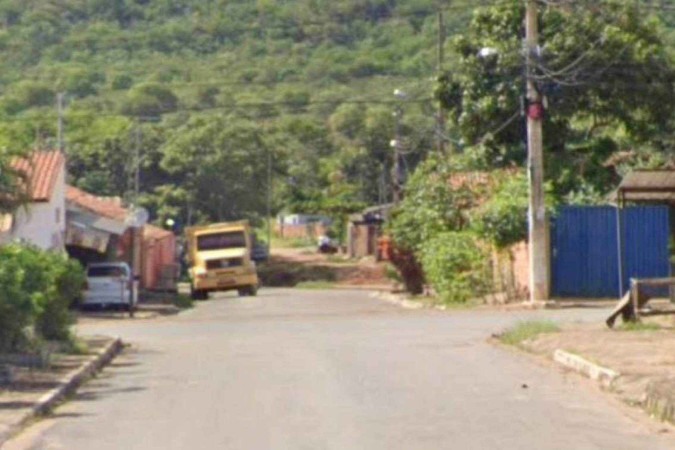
[185,221,259,300]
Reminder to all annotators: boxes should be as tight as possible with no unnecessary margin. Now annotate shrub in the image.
[0,245,85,351]
[36,257,85,341]
[420,231,489,304]
[0,256,35,352]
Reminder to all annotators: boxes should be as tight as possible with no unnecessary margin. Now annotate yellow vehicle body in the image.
[185,221,259,299]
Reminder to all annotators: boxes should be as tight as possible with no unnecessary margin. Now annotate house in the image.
[0,150,67,251]
[65,186,177,291]
[65,185,130,264]
[275,214,331,240]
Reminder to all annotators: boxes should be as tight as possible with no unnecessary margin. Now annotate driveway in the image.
[5,289,675,450]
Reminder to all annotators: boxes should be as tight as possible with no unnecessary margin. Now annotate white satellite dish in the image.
[125,207,149,228]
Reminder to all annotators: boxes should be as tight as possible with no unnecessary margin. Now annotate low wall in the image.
[274,223,328,240]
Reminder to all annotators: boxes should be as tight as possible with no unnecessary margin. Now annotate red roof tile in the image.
[66,185,129,221]
[11,151,65,202]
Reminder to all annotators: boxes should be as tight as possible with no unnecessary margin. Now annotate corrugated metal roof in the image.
[619,170,675,192]
[616,170,675,203]
[11,151,65,202]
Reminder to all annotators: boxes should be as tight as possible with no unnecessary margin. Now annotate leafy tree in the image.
[122,83,179,117]
[437,0,675,198]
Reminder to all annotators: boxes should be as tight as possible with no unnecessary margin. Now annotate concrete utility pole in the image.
[437,10,447,154]
[391,89,407,204]
[525,0,550,301]
[267,147,272,250]
[57,93,65,153]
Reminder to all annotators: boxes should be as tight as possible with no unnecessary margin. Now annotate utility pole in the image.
[525,0,550,302]
[437,10,447,154]
[266,147,272,251]
[134,122,141,203]
[392,105,403,204]
[57,93,65,153]
[391,89,406,204]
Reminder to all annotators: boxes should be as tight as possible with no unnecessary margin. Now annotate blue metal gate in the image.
[551,206,670,298]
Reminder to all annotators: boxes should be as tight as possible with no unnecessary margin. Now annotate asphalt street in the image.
[5,289,675,450]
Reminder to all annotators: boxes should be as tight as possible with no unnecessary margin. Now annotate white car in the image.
[83,262,134,310]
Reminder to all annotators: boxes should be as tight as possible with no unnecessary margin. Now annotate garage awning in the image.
[66,211,127,253]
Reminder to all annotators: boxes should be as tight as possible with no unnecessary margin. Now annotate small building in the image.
[348,204,393,259]
[142,225,178,291]
[65,186,177,291]
[65,185,130,265]
[0,150,67,251]
[275,214,331,240]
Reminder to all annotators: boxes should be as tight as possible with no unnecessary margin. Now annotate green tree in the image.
[437,0,675,197]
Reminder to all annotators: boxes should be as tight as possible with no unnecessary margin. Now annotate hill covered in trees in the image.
[0,0,672,228]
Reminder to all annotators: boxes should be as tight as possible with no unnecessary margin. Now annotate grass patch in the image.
[499,320,560,346]
[271,236,315,249]
[257,258,336,287]
[617,321,661,332]
[172,294,194,309]
[295,281,337,290]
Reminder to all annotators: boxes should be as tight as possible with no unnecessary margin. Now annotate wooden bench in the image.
[606,277,675,328]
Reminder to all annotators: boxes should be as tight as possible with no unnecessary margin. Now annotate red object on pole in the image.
[527,102,544,120]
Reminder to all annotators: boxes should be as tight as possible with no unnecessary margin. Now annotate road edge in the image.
[553,349,620,388]
[0,336,124,445]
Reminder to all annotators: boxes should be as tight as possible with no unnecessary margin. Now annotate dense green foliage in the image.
[0,245,85,352]
[386,0,675,297]
[420,231,489,303]
[0,0,486,228]
[437,0,675,198]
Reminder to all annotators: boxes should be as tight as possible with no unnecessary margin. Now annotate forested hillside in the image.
[0,0,672,228]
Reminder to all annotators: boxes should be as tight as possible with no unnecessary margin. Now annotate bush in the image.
[0,256,35,352]
[420,231,489,304]
[0,245,85,351]
[36,257,85,341]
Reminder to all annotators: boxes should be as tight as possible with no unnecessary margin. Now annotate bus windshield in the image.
[197,231,247,251]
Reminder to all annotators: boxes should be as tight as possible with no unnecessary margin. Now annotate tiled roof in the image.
[66,185,129,221]
[11,151,65,202]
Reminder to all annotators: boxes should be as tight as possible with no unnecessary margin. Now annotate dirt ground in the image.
[522,311,675,407]
[259,247,394,288]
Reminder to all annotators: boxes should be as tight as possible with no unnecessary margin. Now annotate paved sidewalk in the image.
[0,336,121,445]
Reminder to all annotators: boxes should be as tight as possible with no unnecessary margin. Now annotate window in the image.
[197,232,246,251]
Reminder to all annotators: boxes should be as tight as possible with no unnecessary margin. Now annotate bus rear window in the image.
[197,232,246,251]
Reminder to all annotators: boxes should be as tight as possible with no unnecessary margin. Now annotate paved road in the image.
[6,289,675,450]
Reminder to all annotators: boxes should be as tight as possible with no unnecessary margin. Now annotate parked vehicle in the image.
[251,233,269,263]
[317,235,338,254]
[185,220,260,300]
[82,262,134,310]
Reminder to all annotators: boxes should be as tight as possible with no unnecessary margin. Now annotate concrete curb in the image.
[370,291,427,310]
[553,349,620,388]
[0,336,123,445]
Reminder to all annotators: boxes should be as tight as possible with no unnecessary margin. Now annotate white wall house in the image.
[0,151,66,251]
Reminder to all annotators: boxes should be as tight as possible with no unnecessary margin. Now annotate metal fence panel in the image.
[551,206,669,298]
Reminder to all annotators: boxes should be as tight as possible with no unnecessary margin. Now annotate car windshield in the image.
[197,231,246,251]
[88,266,127,278]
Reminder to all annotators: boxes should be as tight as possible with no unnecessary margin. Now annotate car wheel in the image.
[191,288,207,300]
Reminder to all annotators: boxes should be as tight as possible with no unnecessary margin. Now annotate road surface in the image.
[6,289,675,450]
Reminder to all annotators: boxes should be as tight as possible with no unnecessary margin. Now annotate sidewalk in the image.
[0,335,122,445]
[520,314,675,424]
